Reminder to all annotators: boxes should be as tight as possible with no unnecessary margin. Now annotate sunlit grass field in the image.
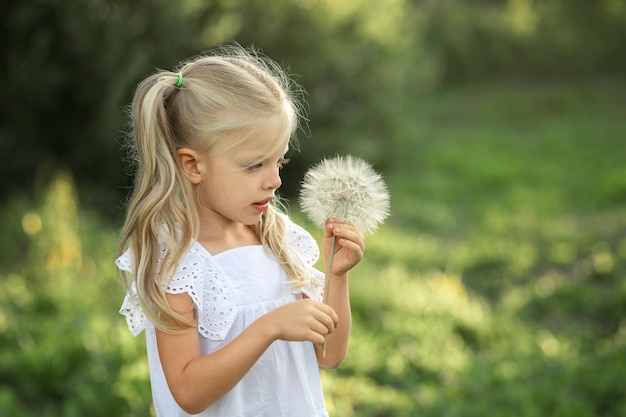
[1,78,625,416]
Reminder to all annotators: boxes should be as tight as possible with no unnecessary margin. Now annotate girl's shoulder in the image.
[169,243,239,340]
[117,241,237,340]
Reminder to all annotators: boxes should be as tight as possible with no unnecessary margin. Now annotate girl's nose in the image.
[264,167,282,190]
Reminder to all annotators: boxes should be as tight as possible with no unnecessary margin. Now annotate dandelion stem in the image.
[324,235,337,305]
[322,234,337,357]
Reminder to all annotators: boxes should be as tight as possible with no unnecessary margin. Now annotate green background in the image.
[1,1,625,415]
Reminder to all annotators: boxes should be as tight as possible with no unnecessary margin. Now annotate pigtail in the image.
[118,72,197,332]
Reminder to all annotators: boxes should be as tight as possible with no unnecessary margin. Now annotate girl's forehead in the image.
[239,138,289,160]
[217,128,290,159]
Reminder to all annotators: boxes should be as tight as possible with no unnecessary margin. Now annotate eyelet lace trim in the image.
[117,217,323,340]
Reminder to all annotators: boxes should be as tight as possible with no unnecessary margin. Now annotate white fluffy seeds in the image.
[299,155,390,235]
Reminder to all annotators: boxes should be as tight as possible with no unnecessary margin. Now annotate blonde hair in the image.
[118,45,308,332]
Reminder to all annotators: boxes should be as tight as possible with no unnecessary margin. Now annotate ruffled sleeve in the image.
[116,252,147,337]
[167,244,237,340]
[284,216,325,301]
[115,244,238,341]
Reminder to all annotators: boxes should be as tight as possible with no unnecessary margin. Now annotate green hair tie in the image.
[175,72,183,87]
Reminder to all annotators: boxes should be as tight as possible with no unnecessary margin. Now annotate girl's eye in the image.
[278,158,290,169]
[246,158,289,171]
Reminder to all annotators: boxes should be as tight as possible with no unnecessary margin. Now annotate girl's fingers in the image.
[334,229,365,256]
[337,238,364,257]
[329,224,365,249]
[272,299,338,343]
[313,303,338,331]
[309,319,332,338]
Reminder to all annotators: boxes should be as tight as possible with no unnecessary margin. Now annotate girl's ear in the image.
[177,148,203,184]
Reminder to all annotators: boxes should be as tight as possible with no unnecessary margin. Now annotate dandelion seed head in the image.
[299,155,390,235]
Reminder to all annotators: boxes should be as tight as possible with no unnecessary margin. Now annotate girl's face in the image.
[196,132,289,228]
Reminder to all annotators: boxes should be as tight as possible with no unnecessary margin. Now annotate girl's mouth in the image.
[252,197,273,212]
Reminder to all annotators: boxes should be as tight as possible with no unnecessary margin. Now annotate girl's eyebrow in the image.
[234,141,289,162]
[246,147,290,163]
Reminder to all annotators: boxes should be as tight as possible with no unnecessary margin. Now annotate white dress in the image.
[116,217,329,417]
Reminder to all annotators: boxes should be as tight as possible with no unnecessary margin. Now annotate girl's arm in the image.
[316,218,365,368]
[157,293,338,414]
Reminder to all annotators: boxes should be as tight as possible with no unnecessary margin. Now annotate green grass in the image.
[310,77,626,416]
[389,78,626,224]
[1,77,625,416]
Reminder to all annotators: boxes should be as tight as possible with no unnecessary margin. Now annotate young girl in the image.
[116,45,365,416]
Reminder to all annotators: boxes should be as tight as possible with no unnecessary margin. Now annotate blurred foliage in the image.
[2,76,625,415]
[0,172,151,416]
[1,0,625,211]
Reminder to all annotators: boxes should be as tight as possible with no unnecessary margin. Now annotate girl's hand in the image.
[265,299,339,345]
[324,217,365,275]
